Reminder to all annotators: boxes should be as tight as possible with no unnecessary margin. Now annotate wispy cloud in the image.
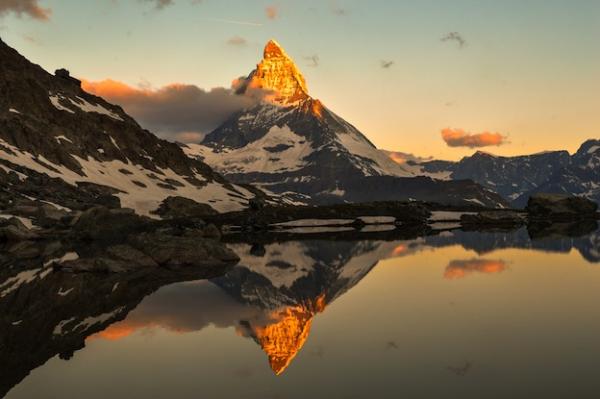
[0,0,51,21]
[22,34,40,44]
[200,17,263,27]
[142,0,174,10]
[226,35,247,46]
[380,60,394,69]
[304,55,319,67]
[330,0,347,16]
[441,128,507,148]
[441,31,466,48]
[265,4,278,20]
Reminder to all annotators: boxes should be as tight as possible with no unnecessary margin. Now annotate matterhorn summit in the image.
[238,39,309,105]
[183,40,505,207]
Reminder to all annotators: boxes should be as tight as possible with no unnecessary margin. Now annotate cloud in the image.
[22,34,40,44]
[82,79,259,142]
[226,35,247,46]
[330,0,347,15]
[441,31,466,48]
[380,60,394,69]
[201,17,262,26]
[142,0,174,9]
[304,55,319,67]
[383,150,433,165]
[231,76,277,102]
[441,128,508,148]
[444,258,508,279]
[0,0,51,20]
[265,5,278,19]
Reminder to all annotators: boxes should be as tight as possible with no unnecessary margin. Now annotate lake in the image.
[4,227,600,398]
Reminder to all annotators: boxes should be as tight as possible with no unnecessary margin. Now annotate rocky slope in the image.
[184,40,506,208]
[0,37,259,217]
[415,139,600,207]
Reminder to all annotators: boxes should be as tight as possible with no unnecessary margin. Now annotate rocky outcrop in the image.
[0,217,39,241]
[461,210,526,228]
[206,201,432,230]
[526,193,598,221]
[151,196,218,219]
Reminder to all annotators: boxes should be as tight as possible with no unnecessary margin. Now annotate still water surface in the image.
[6,228,600,398]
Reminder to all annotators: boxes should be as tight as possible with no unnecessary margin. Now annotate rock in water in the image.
[526,193,598,221]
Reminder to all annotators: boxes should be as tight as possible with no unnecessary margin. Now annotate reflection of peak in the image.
[250,295,326,375]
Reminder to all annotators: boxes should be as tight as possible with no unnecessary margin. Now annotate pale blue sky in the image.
[2,0,599,159]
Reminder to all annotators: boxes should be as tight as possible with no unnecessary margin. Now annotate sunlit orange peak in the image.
[248,39,310,105]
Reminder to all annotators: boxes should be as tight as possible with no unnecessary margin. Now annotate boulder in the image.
[526,193,598,221]
[202,224,221,240]
[152,196,217,219]
[249,197,266,211]
[36,204,69,228]
[72,206,148,241]
[105,244,159,269]
[0,217,39,241]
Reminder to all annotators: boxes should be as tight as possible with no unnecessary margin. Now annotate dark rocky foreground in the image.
[0,202,239,396]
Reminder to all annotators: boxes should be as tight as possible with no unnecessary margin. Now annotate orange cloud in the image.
[265,5,279,19]
[0,0,51,20]
[82,79,257,142]
[444,258,508,279]
[441,128,507,148]
[82,79,140,99]
[382,150,433,165]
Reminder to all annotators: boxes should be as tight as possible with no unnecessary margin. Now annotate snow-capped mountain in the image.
[520,140,600,207]
[414,140,600,207]
[0,37,259,216]
[184,40,506,208]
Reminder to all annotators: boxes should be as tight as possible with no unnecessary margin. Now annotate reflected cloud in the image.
[444,258,508,279]
[88,281,272,341]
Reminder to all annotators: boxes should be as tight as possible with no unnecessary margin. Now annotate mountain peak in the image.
[242,39,309,105]
[263,39,285,58]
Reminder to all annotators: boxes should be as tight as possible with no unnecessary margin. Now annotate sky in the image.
[1,0,599,160]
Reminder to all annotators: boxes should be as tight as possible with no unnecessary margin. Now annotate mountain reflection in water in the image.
[2,224,600,398]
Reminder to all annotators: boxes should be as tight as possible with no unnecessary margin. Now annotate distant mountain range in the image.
[410,139,600,207]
